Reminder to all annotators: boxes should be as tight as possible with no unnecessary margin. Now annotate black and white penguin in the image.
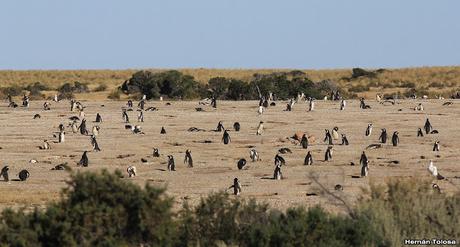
[58,131,65,143]
[300,134,309,149]
[233,122,241,132]
[433,141,440,152]
[250,149,260,162]
[216,121,225,132]
[331,127,339,140]
[379,128,387,143]
[222,130,231,144]
[91,135,101,152]
[274,154,286,166]
[167,155,176,171]
[256,121,264,135]
[153,148,160,157]
[229,178,242,195]
[361,160,369,177]
[392,131,399,146]
[0,166,9,181]
[324,146,333,161]
[160,127,167,134]
[78,151,89,167]
[42,139,51,150]
[127,100,133,108]
[79,119,88,135]
[340,99,346,111]
[211,96,217,108]
[417,128,424,137]
[95,113,103,123]
[122,110,130,123]
[365,123,373,137]
[137,110,144,122]
[308,98,314,111]
[304,151,313,165]
[341,134,349,145]
[424,118,432,134]
[360,151,368,167]
[184,149,193,168]
[127,166,137,177]
[237,158,247,170]
[18,170,30,181]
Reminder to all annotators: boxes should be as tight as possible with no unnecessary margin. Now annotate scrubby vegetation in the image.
[0,171,457,246]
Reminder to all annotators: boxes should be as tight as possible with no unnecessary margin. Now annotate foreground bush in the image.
[0,171,458,246]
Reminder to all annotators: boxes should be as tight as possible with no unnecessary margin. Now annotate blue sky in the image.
[1,0,459,70]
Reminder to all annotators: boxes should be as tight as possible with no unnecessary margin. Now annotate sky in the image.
[1,0,459,70]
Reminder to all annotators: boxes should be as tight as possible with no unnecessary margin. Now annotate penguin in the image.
[127,166,137,177]
[273,164,282,180]
[278,148,292,154]
[263,99,269,108]
[324,129,333,145]
[43,102,51,111]
[340,99,346,111]
[365,123,373,137]
[285,103,292,112]
[138,100,145,110]
[79,119,88,135]
[0,166,9,181]
[211,96,217,108]
[304,151,313,165]
[79,110,85,119]
[427,160,444,180]
[360,151,368,167]
[58,131,65,143]
[127,100,133,108]
[184,149,193,167]
[308,99,314,111]
[324,146,333,161]
[78,151,89,167]
[152,148,160,157]
[18,170,30,181]
[331,127,339,140]
[42,140,50,150]
[341,134,349,145]
[359,98,366,109]
[91,135,101,152]
[122,110,130,123]
[216,121,225,132]
[229,178,242,195]
[361,160,369,177]
[256,121,264,135]
[70,100,76,112]
[132,125,144,134]
[92,126,100,137]
[433,141,440,152]
[222,130,231,144]
[379,128,387,143]
[160,127,166,134]
[233,122,240,132]
[138,110,144,122]
[417,128,424,137]
[95,113,103,123]
[237,159,247,170]
[58,123,65,132]
[391,131,399,146]
[71,122,78,133]
[258,106,265,115]
[250,149,260,162]
[167,155,176,171]
[424,119,432,134]
[300,134,309,149]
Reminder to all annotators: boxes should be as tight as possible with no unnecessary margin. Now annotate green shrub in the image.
[1,85,23,96]
[348,84,370,93]
[93,83,107,92]
[107,89,121,100]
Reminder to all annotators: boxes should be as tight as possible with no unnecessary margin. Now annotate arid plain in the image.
[0,99,459,213]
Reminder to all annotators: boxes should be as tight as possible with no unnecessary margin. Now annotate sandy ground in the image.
[0,99,459,213]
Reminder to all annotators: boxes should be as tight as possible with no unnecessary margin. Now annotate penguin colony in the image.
[0,93,457,211]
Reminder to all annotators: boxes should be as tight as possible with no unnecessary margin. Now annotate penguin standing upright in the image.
[58,131,65,143]
[379,128,387,143]
[304,151,313,165]
[365,123,373,137]
[138,110,144,122]
[308,99,314,111]
[78,151,89,167]
[216,121,225,132]
[79,119,88,135]
[127,166,137,177]
[331,127,339,140]
[160,127,166,134]
[0,166,9,181]
[300,134,309,149]
[424,119,432,134]
[122,110,130,123]
[433,141,440,151]
[417,128,424,137]
[95,113,103,123]
[341,134,349,145]
[167,155,176,171]
[256,121,264,135]
[184,149,193,167]
[71,122,78,133]
[229,178,242,195]
[92,126,100,137]
[340,99,346,110]
[250,149,260,162]
[325,146,333,161]
[233,122,241,131]
[152,148,160,157]
[91,135,101,152]
[361,160,369,177]
[360,151,368,167]
[392,131,399,146]
[43,140,50,150]
[222,130,231,144]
